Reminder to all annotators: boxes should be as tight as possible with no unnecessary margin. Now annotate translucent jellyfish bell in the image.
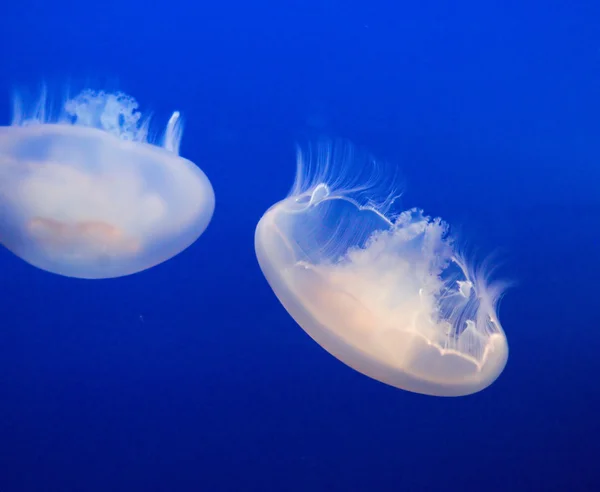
[0,88,215,279]
[255,142,508,397]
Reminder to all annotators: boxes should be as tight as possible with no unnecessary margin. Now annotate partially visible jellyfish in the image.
[255,141,508,397]
[0,88,215,279]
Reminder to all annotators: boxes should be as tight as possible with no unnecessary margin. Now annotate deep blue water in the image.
[1,1,599,491]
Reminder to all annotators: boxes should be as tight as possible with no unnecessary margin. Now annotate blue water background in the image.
[1,1,599,490]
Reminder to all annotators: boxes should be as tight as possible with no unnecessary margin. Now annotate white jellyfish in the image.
[255,141,508,397]
[0,88,215,279]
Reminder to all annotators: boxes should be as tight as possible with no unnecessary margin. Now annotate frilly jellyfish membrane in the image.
[255,141,509,397]
[0,87,215,279]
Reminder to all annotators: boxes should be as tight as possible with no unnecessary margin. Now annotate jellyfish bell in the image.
[255,141,508,397]
[0,88,215,279]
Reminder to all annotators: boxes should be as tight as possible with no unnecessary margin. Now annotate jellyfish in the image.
[255,141,508,397]
[0,88,215,279]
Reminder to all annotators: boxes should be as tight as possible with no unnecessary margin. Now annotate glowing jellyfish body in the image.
[0,89,215,279]
[255,142,508,396]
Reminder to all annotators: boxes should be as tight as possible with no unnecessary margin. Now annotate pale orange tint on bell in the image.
[28,217,141,255]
